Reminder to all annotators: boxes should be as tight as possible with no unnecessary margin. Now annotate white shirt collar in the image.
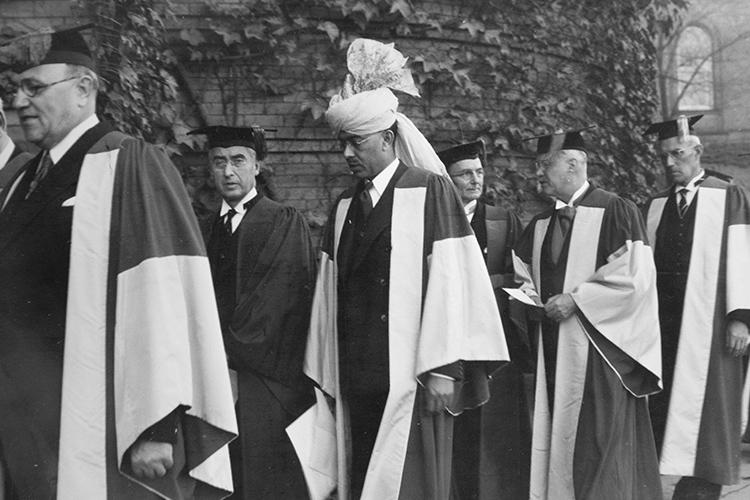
[368,158,400,207]
[220,187,258,217]
[49,114,99,164]
[555,180,590,210]
[0,137,15,170]
[464,199,478,221]
[219,188,259,233]
[674,169,705,194]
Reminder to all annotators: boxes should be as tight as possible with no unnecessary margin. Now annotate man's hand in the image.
[423,374,456,415]
[526,294,546,322]
[544,293,577,322]
[726,320,750,357]
[130,440,174,479]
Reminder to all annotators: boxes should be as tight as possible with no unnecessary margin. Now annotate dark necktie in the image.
[550,205,576,265]
[677,188,689,218]
[25,151,52,199]
[359,180,374,220]
[223,208,237,235]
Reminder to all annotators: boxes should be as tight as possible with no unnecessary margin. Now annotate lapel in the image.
[470,202,487,260]
[348,162,408,276]
[0,122,112,254]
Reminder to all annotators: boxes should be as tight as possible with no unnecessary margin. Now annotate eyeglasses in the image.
[534,159,553,171]
[211,156,251,170]
[339,131,383,150]
[660,147,698,162]
[16,76,80,98]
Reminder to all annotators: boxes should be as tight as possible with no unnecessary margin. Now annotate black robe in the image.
[206,194,316,499]
[452,202,532,500]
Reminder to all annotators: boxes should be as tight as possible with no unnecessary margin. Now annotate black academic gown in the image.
[206,194,316,500]
[452,202,532,500]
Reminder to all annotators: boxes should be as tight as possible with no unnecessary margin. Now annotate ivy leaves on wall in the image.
[177,0,687,208]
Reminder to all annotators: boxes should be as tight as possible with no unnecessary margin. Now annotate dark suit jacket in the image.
[337,163,462,396]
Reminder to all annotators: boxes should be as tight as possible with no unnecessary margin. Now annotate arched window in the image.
[675,26,715,110]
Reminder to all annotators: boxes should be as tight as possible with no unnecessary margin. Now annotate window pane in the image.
[676,26,714,110]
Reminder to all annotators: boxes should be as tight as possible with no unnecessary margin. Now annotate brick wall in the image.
[1,0,588,232]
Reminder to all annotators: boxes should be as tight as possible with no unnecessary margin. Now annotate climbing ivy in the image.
[0,0,687,211]
[177,0,687,208]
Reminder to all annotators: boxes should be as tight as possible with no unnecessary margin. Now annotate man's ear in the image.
[567,158,578,172]
[382,129,396,146]
[76,74,96,99]
[694,144,704,156]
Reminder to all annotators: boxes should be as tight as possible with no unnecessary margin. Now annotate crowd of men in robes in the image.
[0,25,748,500]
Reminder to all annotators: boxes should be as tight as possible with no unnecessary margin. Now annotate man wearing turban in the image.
[302,39,509,500]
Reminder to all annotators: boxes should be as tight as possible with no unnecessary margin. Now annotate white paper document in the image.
[502,288,543,308]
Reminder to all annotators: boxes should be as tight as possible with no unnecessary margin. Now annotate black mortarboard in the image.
[437,140,485,167]
[188,126,268,160]
[642,115,703,140]
[38,25,95,70]
[525,126,594,155]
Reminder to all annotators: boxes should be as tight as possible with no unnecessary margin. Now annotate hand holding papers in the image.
[503,288,543,308]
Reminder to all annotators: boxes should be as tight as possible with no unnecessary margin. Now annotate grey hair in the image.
[537,149,587,165]
[66,64,100,92]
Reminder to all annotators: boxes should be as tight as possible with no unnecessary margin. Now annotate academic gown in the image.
[303,163,510,500]
[452,202,532,500]
[0,123,236,499]
[646,174,750,485]
[514,185,662,500]
[206,194,316,499]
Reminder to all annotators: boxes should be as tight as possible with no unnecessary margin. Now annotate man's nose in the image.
[12,89,29,110]
[343,143,355,158]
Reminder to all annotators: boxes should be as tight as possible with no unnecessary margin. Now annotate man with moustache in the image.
[513,129,662,500]
[644,115,750,500]
[0,96,31,192]
[190,125,316,499]
[0,27,236,499]
[304,38,509,500]
[439,139,531,500]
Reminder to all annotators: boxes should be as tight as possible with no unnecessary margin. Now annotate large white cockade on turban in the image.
[325,38,446,176]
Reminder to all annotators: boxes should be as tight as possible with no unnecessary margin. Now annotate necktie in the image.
[677,188,689,218]
[25,151,52,199]
[224,208,237,235]
[550,205,576,265]
[359,180,374,220]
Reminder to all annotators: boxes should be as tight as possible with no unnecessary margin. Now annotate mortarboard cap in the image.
[525,126,594,155]
[642,114,703,141]
[38,24,95,71]
[437,139,485,167]
[188,125,268,160]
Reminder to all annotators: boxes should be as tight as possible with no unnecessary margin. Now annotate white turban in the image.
[325,40,447,176]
